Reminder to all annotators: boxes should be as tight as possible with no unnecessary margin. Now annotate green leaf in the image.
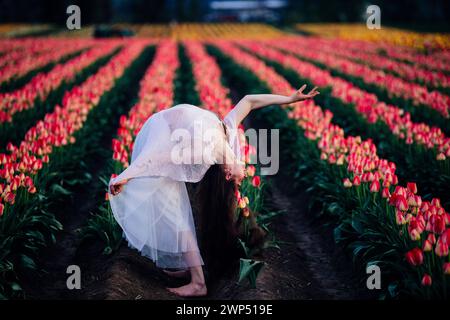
[237,238,250,258]
[238,258,265,288]
[50,184,72,196]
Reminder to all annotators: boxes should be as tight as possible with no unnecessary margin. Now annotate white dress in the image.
[108,104,241,269]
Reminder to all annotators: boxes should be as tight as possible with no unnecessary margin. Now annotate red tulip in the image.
[252,176,261,188]
[352,175,361,186]
[432,215,446,234]
[421,274,432,286]
[405,248,424,266]
[381,187,390,198]
[407,182,417,194]
[0,203,4,217]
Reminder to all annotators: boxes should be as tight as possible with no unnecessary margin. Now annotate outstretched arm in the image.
[229,85,319,126]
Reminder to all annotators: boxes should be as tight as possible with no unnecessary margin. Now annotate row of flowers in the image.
[130,23,285,40]
[281,37,450,119]
[295,23,450,51]
[110,40,179,170]
[296,37,450,90]
[0,40,121,123]
[238,40,450,161]
[350,40,450,74]
[183,40,261,218]
[212,40,449,295]
[0,40,149,217]
[0,39,92,85]
[0,39,61,69]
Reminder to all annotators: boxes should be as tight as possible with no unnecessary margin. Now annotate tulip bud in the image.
[242,207,250,218]
[246,165,256,177]
[370,180,380,193]
[405,248,423,266]
[396,196,408,212]
[407,182,417,194]
[421,274,432,286]
[343,178,352,188]
[435,237,449,257]
[422,240,433,252]
[427,233,436,245]
[431,198,441,208]
[238,198,246,209]
[381,187,390,198]
[409,229,421,241]
[251,176,261,188]
[443,263,450,275]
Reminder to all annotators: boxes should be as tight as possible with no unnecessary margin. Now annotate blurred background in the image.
[0,0,448,49]
[0,0,449,28]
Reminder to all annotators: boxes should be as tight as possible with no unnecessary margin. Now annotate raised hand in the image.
[290,85,320,102]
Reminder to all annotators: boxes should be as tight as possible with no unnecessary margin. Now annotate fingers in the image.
[297,84,306,93]
[307,86,319,95]
[305,86,320,98]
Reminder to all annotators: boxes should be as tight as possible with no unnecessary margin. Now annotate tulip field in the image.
[0,23,449,300]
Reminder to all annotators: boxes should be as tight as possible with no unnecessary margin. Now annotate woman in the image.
[108,85,319,297]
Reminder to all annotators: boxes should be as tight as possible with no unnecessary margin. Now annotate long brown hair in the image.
[194,121,240,277]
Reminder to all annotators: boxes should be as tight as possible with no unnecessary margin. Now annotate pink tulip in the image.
[423,240,433,252]
[370,180,380,192]
[435,237,449,257]
[443,263,450,275]
[343,178,352,188]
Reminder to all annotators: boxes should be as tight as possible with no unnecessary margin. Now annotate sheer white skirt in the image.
[109,175,204,269]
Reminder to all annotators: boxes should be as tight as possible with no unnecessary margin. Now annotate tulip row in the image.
[0,41,149,217]
[299,36,450,74]
[238,40,450,162]
[295,23,450,51]
[211,40,449,297]
[296,37,450,91]
[0,41,120,124]
[110,40,178,170]
[132,23,285,40]
[278,38,450,119]
[0,40,92,86]
[183,40,262,219]
[0,39,62,69]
